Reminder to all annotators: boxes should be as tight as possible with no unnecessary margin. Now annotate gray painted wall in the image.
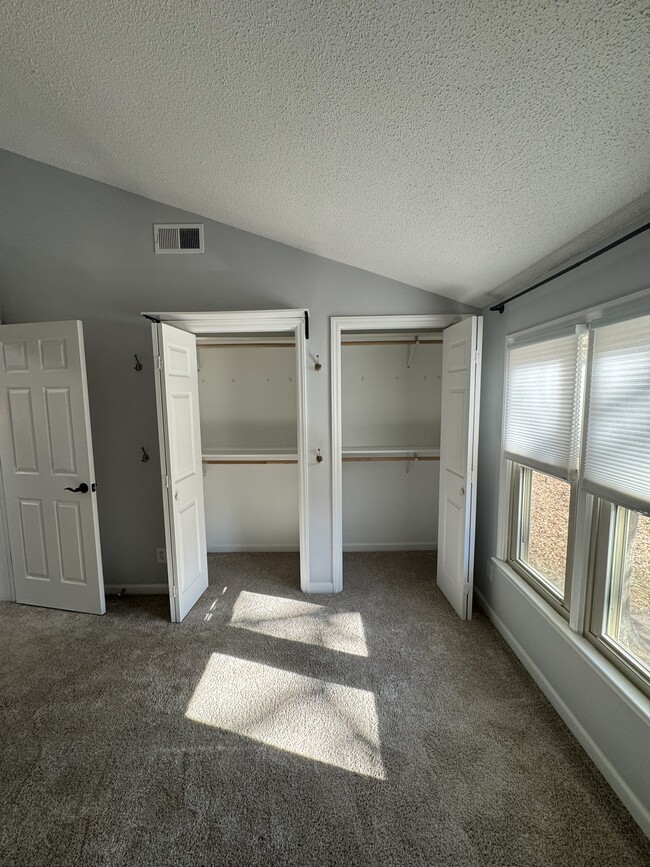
[474,230,650,829]
[0,149,471,593]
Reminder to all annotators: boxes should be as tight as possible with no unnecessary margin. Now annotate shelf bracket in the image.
[406,336,419,368]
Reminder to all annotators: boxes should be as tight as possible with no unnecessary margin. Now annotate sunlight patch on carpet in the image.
[229,590,368,657]
[185,652,385,779]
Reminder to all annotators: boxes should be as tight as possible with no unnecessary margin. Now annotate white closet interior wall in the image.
[198,343,299,552]
[342,334,442,551]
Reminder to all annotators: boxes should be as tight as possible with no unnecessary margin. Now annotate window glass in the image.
[605,509,650,673]
[518,468,571,598]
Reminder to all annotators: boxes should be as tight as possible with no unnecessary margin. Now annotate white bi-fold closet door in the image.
[153,323,209,622]
[149,310,310,622]
[332,314,482,619]
[0,321,105,615]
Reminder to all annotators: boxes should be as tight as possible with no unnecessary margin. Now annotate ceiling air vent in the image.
[153,223,204,254]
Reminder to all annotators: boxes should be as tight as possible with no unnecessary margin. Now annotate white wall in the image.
[342,462,439,550]
[474,228,650,834]
[0,149,472,595]
[341,338,441,549]
[203,465,299,551]
[198,345,297,450]
[198,343,299,550]
[341,340,442,447]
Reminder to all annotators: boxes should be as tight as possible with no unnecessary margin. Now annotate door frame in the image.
[330,314,467,592]
[147,309,310,601]
[0,455,16,601]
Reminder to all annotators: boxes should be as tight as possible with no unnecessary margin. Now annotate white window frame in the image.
[496,287,650,692]
[507,461,578,617]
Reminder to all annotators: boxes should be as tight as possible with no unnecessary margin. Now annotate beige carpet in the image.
[1,552,648,866]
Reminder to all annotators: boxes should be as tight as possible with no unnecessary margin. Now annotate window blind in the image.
[504,332,584,479]
[583,313,650,512]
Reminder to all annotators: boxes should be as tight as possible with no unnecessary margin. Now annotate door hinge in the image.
[164,475,170,488]
[172,585,177,598]
[473,350,480,365]
[156,355,162,371]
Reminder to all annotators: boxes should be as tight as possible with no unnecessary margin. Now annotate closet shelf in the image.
[202,447,298,465]
[342,446,440,462]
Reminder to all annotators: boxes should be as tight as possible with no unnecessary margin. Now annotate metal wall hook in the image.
[314,355,322,372]
[134,354,143,371]
[141,447,150,463]
[316,448,323,464]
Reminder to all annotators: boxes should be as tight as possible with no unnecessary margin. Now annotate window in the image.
[503,308,650,693]
[584,313,650,690]
[510,466,572,604]
[504,330,585,614]
[590,503,650,692]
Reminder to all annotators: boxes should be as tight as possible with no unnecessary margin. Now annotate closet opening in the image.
[198,334,300,556]
[146,310,310,622]
[340,330,443,557]
[331,314,482,619]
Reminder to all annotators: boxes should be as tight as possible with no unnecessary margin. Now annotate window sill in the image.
[490,557,650,726]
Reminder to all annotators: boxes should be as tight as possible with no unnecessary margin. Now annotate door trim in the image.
[0,454,15,601]
[330,314,466,592]
[148,309,310,599]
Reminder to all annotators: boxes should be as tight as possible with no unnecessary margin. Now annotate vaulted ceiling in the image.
[2,1,648,305]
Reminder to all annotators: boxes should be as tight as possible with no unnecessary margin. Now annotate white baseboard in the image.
[104,583,168,596]
[306,582,334,593]
[207,544,300,553]
[475,587,650,839]
[343,542,437,552]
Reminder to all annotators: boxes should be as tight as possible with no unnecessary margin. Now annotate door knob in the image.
[175,491,180,500]
[64,483,89,494]
[460,486,465,496]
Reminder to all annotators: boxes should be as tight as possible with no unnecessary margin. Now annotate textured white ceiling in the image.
[1,1,649,305]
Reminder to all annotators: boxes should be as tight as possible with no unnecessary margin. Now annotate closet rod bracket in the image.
[406,336,419,368]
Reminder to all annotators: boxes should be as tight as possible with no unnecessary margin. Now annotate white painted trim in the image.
[330,317,344,592]
[144,309,308,335]
[343,542,437,552]
[295,317,311,592]
[465,316,483,619]
[476,583,650,838]
[105,584,168,596]
[151,309,312,603]
[0,454,15,601]
[151,323,180,622]
[331,314,465,594]
[491,558,650,724]
[0,310,14,601]
[308,582,335,593]
[208,545,300,553]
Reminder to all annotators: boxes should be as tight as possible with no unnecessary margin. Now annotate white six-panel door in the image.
[154,323,208,621]
[437,316,482,619]
[0,321,105,614]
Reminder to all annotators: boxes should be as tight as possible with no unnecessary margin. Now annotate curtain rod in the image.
[490,221,650,314]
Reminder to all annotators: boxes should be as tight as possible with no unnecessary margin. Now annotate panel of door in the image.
[437,316,482,619]
[155,323,208,621]
[0,321,105,614]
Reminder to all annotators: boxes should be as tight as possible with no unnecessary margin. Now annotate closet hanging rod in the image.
[197,342,296,349]
[342,455,440,462]
[202,459,298,465]
[341,339,442,346]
